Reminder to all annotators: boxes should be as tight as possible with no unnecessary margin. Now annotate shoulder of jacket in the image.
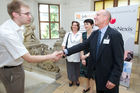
[108,27,122,38]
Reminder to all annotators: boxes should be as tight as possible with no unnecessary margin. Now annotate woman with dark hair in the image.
[80,19,95,93]
[62,21,82,87]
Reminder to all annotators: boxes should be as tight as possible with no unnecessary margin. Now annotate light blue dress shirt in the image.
[100,25,108,43]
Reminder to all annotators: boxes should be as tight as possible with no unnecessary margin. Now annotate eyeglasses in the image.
[20,12,31,16]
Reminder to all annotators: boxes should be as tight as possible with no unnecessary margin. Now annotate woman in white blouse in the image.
[62,21,82,87]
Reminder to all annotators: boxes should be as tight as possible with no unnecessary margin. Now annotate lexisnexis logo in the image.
[113,26,133,32]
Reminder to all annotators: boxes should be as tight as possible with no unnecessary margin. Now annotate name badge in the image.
[103,39,110,44]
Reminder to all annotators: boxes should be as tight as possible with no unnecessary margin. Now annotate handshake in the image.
[50,50,90,62]
[50,50,65,62]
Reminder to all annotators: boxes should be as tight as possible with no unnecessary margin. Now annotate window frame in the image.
[38,3,60,40]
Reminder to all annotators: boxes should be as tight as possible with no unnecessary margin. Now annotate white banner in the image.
[107,5,138,51]
[107,5,138,87]
[75,11,98,32]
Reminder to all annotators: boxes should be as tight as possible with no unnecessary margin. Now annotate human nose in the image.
[94,15,97,19]
[29,14,32,19]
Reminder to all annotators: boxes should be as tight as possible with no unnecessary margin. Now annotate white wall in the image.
[0,0,11,24]
[64,0,92,31]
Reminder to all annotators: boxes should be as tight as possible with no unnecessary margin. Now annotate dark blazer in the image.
[67,26,124,90]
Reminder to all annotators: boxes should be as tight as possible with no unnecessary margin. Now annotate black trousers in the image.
[96,86,119,93]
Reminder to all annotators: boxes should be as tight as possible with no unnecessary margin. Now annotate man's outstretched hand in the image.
[51,51,62,62]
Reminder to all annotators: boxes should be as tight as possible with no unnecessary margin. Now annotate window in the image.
[94,0,140,44]
[94,1,103,11]
[104,0,113,9]
[118,0,128,7]
[38,4,60,39]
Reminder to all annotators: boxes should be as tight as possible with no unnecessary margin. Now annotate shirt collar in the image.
[9,19,24,32]
[100,25,108,34]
